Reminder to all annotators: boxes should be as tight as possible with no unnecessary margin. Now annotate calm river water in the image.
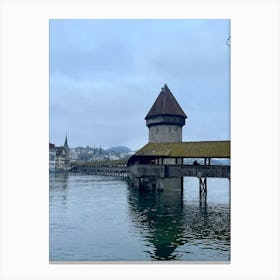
[49,173,230,262]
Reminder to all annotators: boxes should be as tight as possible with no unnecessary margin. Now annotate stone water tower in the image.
[145,84,187,143]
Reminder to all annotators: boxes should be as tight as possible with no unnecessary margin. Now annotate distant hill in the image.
[106,146,131,153]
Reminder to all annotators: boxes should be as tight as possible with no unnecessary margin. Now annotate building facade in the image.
[49,135,71,172]
[49,143,56,172]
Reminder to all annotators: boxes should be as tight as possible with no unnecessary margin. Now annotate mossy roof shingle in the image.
[134,141,230,158]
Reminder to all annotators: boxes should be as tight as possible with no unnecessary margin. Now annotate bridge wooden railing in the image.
[71,163,230,179]
[71,165,128,177]
[128,164,230,179]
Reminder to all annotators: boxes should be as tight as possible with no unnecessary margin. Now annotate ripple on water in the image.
[50,174,230,261]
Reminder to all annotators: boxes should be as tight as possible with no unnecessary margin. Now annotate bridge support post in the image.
[133,177,140,188]
[156,178,164,192]
[199,177,207,202]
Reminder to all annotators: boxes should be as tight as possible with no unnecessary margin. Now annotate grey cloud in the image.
[50,19,230,150]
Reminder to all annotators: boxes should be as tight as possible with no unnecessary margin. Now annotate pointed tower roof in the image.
[64,134,69,149]
[145,84,187,119]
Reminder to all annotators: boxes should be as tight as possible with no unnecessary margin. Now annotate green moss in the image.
[134,141,230,158]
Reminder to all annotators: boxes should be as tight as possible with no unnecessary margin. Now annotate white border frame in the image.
[1,0,279,279]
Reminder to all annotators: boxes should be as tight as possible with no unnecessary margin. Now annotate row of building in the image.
[49,135,133,172]
[49,136,70,172]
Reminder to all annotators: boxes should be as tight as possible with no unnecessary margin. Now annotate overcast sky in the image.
[50,19,230,151]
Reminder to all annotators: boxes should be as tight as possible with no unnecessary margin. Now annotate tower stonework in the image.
[145,84,187,143]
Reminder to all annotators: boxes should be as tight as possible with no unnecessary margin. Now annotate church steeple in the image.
[64,133,69,149]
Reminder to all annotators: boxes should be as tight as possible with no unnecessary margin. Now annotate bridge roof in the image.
[132,141,230,159]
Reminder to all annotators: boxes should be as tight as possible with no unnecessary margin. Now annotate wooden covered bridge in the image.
[72,85,230,200]
[127,140,230,196]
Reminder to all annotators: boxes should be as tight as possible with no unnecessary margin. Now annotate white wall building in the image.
[49,143,56,172]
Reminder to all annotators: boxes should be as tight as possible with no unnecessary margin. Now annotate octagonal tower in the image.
[145,84,187,143]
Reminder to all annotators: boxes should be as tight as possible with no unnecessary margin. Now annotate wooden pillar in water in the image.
[199,177,207,202]
[156,178,164,192]
[133,177,140,188]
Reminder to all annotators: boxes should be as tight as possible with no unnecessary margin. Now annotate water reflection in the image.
[127,178,230,261]
[49,174,230,261]
[127,178,183,260]
[49,172,69,203]
[50,172,69,189]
